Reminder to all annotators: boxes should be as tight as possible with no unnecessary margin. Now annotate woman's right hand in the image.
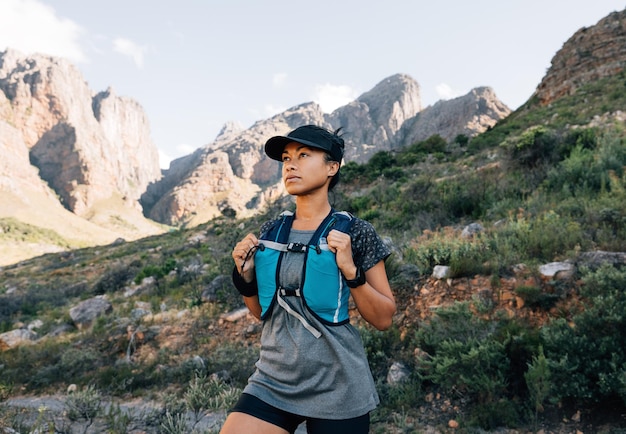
[232,233,259,282]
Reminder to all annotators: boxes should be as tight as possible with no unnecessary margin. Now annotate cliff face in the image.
[533,9,626,105]
[0,49,164,265]
[0,49,161,216]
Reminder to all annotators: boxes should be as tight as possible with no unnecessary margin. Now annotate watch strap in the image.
[345,266,366,288]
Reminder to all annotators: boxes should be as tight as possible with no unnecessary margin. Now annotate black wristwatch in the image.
[345,266,366,288]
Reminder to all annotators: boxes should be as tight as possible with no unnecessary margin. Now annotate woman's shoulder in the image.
[343,214,391,268]
[349,215,379,237]
[259,214,285,235]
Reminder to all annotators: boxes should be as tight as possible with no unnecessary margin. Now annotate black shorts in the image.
[230,393,370,434]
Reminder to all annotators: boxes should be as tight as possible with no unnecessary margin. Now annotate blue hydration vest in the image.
[254,210,355,327]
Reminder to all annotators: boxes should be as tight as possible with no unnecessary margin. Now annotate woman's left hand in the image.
[326,229,357,278]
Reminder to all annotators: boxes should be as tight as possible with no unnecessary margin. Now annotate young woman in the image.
[221,125,396,434]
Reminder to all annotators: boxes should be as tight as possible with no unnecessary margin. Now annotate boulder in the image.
[0,329,36,350]
[69,296,113,329]
[539,262,575,280]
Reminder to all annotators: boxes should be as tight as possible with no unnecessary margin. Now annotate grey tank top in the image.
[243,229,381,419]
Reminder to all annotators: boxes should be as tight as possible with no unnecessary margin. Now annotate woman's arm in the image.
[231,233,262,319]
[243,295,262,320]
[346,261,396,330]
[326,229,396,330]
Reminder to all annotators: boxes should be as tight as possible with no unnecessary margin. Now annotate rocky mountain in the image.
[1,48,510,241]
[533,9,626,105]
[0,50,162,214]
[0,49,165,265]
[144,74,510,226]
[4,6,625,262]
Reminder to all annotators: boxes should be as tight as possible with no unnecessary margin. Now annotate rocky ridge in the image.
[533,8,626,105]
[145,75,510,226]
[1,48,510,252]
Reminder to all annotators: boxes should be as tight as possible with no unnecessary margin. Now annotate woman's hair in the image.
[325,127,344,190]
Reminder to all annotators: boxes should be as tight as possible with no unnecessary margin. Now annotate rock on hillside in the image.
[0,49,161,216]
[533,8,626,105]
[146,75,509,226]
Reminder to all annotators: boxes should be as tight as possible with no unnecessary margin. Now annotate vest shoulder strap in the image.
[260,210,355,246]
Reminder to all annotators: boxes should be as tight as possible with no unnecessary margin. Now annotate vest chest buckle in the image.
[287,242,307,253]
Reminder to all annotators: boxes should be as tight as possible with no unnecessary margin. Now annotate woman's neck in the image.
[293,196,331,230]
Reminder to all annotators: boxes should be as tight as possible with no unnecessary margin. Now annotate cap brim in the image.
[264,136,327,161]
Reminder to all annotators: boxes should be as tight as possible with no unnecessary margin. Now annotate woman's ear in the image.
[327,161,340,177]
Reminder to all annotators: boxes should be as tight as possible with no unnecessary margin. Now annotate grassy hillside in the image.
[0,189,168,266]
[1,74,626,433]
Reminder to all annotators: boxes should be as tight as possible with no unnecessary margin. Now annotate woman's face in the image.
[281,142,338,196]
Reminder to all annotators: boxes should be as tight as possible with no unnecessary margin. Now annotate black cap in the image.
[265,125,344,162]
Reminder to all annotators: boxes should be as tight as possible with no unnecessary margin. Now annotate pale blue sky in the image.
[1,0,624,168]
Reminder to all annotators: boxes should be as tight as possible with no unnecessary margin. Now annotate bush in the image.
[515,285,560,310]
[490,209,586,264]
[502,125,558,169]
[416,302,520,428]
[405,230,491,277]
[541,266,626,404]
[65,384,102,428]
[134,258,177,284]
[205,343,259,386]
[361,326,404,380]
[93,263,139,295]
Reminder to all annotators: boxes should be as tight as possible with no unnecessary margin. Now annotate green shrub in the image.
[405,231,491,277]
[525,346,551,431]
[415,302,521,428]
[502,125,558,169]
[366,151,397,182]
[515,285,559,310]
[541,266,626,404]
[134,258,177,284]
[93,263,139,295]
[103,403,132,434]
[491,209,586,264]
[341,161,367,183]
[65,384,102,427]
[59,348,99,379]
[361,326,404,380]
[205,343,259,386]
[454,134,469,147]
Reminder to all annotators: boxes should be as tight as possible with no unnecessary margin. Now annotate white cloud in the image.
[312,83,358,113]
[0,0,86,62]
[159,143,197,169]
[435,83,463,100]
[272,72,288,87]
[176,143,195,156]
[158,149,172,170]
[263,104,286,117]
[113,37,147,68]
